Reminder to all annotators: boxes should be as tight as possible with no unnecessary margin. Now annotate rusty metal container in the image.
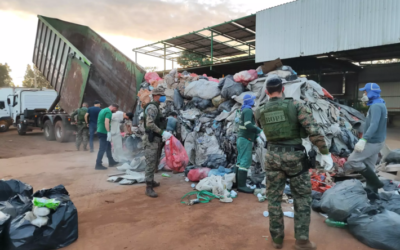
[32,15,145,114]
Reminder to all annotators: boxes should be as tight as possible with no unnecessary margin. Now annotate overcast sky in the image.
[0,0,293,86]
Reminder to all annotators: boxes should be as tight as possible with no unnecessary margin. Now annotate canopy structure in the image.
[132,14,256,73]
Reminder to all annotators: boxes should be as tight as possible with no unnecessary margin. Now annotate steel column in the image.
[164,43,166,76]
[210,31,213,70]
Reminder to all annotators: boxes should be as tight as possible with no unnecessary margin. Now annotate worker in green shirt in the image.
[236,94,263,193]
[95,103,119,170]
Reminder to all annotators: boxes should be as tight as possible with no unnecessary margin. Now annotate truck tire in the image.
[44,120,56,141]
[0,121,9,132]
[17,123,26,135]
[55,120,69,143]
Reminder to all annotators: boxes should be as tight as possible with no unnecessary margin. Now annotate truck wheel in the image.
[17,123,26,135]
[44,120,56,141]
[55,120,69,143]
[0,121,9,132]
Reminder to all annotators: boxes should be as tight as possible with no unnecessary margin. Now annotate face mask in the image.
[361,93,369,102]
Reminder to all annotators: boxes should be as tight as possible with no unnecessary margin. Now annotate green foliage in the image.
[144,66,158,72]
[177,51,211,68]
[0,63,14,87]
[22,64,52,89]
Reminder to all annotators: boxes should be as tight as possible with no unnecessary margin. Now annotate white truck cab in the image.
[0,87,57,132]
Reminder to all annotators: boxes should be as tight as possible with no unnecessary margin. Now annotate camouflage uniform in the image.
[143,103,163,182]
[257,98,328,243]
[71,107,89,150]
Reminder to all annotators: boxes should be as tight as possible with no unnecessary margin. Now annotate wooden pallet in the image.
[377,163,400,181]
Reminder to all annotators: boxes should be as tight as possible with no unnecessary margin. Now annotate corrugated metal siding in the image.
[256,0,400,63]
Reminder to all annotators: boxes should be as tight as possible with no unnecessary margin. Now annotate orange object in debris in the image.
[310,171,334,193]
[322,88,334,100]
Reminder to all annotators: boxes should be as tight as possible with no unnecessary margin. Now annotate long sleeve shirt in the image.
[363,103,387,143]
[238,108,262,142]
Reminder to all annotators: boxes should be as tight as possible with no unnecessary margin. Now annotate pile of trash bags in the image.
[0,180,78,250]
[311,179,400,249]
[132,62,366,190]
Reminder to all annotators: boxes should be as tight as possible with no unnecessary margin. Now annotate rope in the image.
[180,190,220,205]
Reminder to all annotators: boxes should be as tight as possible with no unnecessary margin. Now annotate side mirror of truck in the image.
[7,98,10,105]
[13,102,18,107]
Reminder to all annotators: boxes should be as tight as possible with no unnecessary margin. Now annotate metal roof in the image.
[132,14,256,67]
[256,0,400,63]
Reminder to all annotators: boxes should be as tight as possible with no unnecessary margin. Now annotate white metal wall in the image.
[256,0,400,63]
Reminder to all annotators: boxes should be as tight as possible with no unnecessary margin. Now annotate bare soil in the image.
[1,127,395,250]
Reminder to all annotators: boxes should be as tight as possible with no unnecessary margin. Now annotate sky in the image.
[0,0,293,86]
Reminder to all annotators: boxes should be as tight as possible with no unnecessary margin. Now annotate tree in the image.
[0,63,14,87]
[22,64,52,88]
[177,51,211,68]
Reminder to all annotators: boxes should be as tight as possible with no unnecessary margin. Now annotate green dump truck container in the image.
[22,15,146,142]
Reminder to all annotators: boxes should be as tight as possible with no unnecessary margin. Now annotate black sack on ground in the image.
[0,180,33,202]
[0,195,32,220]
[371,192,400,215]
[348,206,400,250]
[385,149,400,164]
[201,154,227,169]
[0,212,10,248]
[6,185,78,250]
[220,75,244,99]
[320,179,369,221]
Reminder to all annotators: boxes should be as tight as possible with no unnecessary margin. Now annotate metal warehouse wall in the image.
[256,0,400,63]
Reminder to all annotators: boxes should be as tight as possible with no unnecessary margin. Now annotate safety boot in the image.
[295,240,317,250]
[232,166,238,189]
[109,161,119,167]
[95,164,107,170]
[360,166,384,193]
[237,169,253,193]
[145,181,158,198]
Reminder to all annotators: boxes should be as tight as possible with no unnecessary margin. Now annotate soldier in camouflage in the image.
[255,77,332,250]
[71,102,89,151]
[141,87,171,198]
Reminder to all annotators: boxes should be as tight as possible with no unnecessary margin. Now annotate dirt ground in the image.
[2,127,399,250]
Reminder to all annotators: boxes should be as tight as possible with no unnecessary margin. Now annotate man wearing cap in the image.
[142,86,171,198]
[71,102,89,151]
[85,100,102,152]
[255,77,331,250]
[236,94,263,193]
[344,83,386,192]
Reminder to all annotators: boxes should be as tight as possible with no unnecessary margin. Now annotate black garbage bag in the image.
[0,212,10,248]
[173,89,184,110]
[385,149,400,164]
[320,179,369,221]
[218,100,235,112]
[220,75,244,99]
[0,195,32,220]
[192,97,212,110]
[201,154,227,169]
[0,180,33,202]
[311,191,323,212]
[6,185,78,250]
[348,206,400,250]
[371,192,400,215]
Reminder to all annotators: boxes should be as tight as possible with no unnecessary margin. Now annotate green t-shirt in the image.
[97,108,112,134]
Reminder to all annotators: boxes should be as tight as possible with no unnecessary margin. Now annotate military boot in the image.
[151,180,160,187]
[360,166,384,193]
[237,169,253,193]
[272,237,283,249]
[145,181,158,198]
[295,240,317,250]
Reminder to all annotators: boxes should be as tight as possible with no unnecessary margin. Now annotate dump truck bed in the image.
[33,15,145,114]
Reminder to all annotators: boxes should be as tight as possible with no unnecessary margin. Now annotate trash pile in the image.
[132,60,365,191]
[0,180,78,250]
